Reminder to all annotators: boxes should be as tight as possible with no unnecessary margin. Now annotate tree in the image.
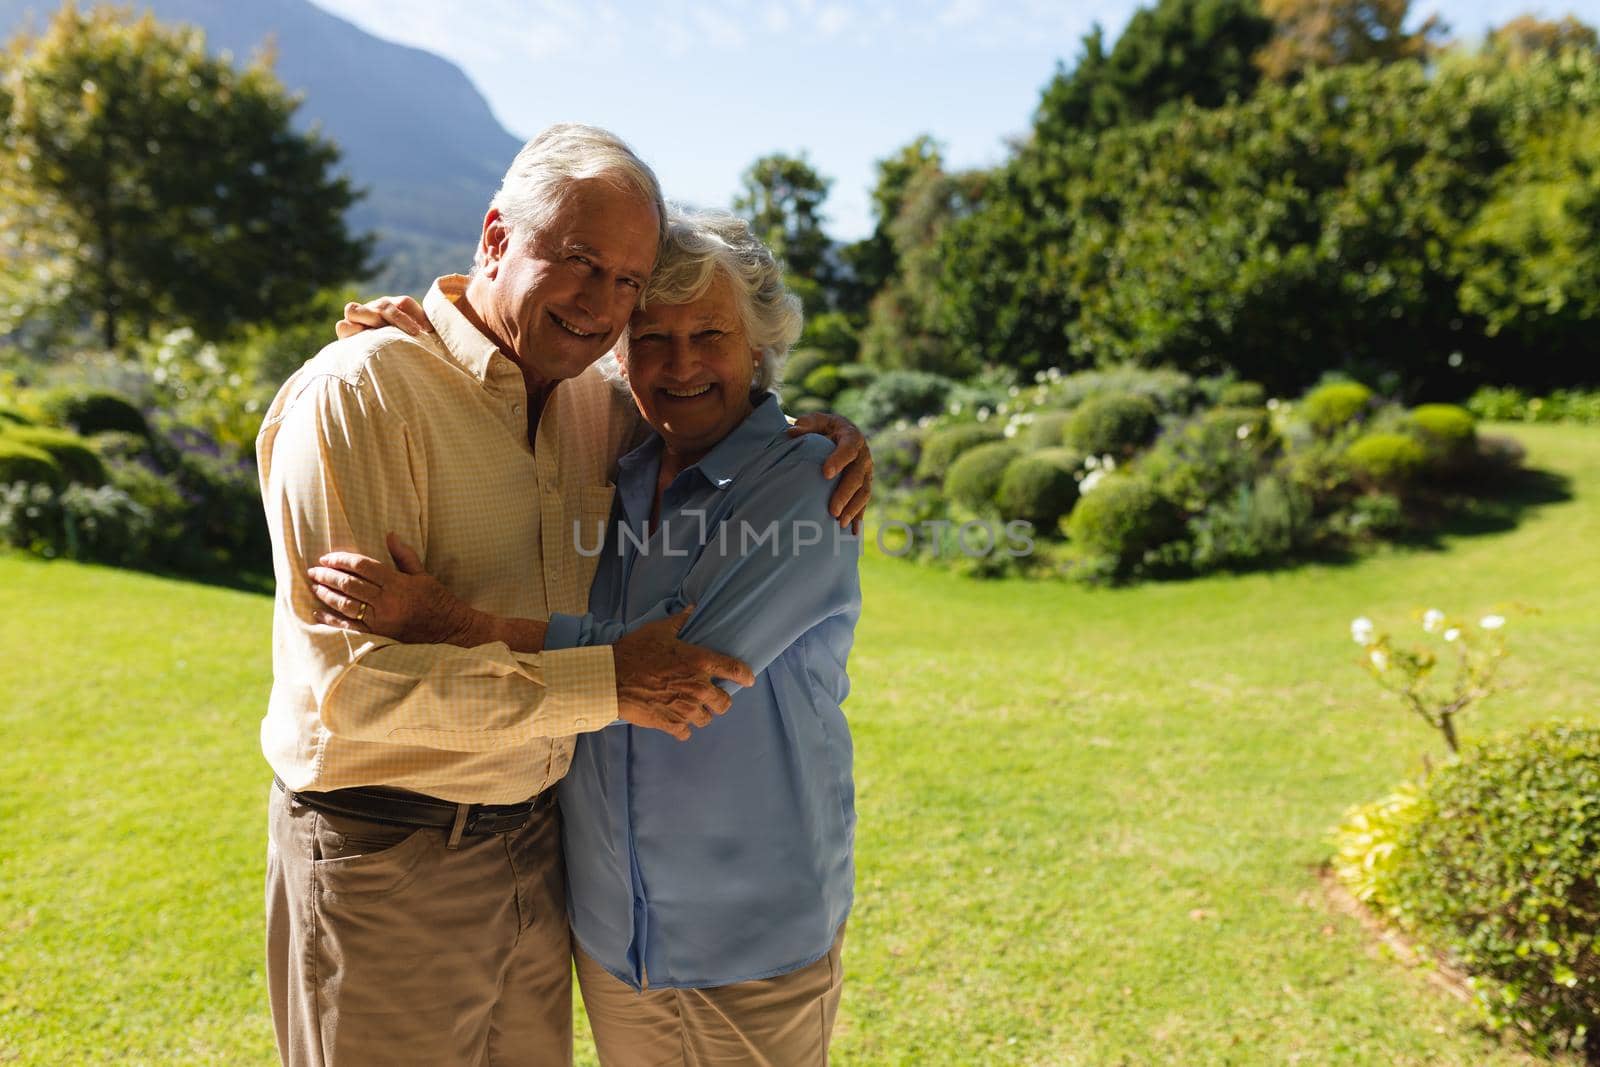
[1254,0,1448,83]
[1035,0,1274,142]
[733,152,833,310]
[836,135,943,317]
[1488,14,1599,63]
[0,4,371,351]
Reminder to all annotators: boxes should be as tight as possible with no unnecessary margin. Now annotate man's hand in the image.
[334,295,434,340]
[308,534,475,644]
[786,412,872,532]
[611,608,755,741]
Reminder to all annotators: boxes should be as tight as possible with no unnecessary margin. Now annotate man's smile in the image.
[550,311,600,337]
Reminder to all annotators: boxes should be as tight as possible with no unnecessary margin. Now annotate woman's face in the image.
[622,273,759,461]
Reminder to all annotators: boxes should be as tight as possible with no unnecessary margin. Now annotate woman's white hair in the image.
[612,206,804,394]
[485,123,667,259]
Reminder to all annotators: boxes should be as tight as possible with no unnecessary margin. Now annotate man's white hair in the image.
[484,123,667,261]
[613,206,804,394]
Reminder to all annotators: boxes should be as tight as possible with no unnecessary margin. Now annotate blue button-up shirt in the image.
[544,394,861,990]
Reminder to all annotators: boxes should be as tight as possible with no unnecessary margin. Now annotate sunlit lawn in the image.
[2,423,1596,1064]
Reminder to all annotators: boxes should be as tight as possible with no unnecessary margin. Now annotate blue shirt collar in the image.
[617,392,788,492]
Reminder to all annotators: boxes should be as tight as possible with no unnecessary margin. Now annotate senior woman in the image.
[312,208,860,1066]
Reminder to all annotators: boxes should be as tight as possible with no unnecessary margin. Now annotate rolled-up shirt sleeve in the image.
[262,373,616,751]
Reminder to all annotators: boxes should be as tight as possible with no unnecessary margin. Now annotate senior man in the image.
[257,124,870,1067]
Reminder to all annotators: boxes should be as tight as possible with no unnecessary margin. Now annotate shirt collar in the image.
[617,392,788,492]
[423,275,505,383]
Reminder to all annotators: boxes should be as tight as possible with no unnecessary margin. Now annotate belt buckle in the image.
[466,808,532,835]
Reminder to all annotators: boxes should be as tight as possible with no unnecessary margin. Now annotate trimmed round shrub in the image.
[2,427,107,487]
[1344,432,1428,489]
[1064,394,1159,457]
[837,364,879,389]
[915,423,1004,483]
[1218,381,1267,408]
[944,442,1021,510]
[801,364,844,401]
[1027,410,1074,449]
[1385,723,1600,1052]
[781,348,831,396]
[1066,475,1181,573]
[998,453,1080,528]
[1407,403,1477,465]
[1302,381,1375,435]
[0,406,33,427]
[39,387,149,438]
[1032,446,1084,472]
[0,437,64,489]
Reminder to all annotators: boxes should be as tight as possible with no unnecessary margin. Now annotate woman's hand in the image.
[787,412,873,532]
[307,534,475,644]
[334,295,435,340]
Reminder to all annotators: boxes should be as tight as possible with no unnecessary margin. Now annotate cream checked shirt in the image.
[257,276,640,804]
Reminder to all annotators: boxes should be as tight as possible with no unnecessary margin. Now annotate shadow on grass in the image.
[1396,465,1575,549]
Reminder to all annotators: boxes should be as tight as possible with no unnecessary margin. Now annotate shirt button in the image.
[512,404,522,415]
[575,717,587,727]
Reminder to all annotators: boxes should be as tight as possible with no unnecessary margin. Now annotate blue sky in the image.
[314,0,1600,241]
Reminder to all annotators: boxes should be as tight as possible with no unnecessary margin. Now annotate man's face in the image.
[622,272,759,461]
[477,179,659,383]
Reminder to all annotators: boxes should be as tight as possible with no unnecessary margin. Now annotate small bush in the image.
[0,438,64,489]
[1345,432,1427,489]
[782,348,832,397]
[1330,781,1425,906]
[1066,476,1180,576]
[944,442,1021,510]
[801,364,844,401]
[0,406,33,427]
[2,426,107,487]
[39,387,150,438]
[1407,403,1477,467]
[0,481,154,564]
[1031,446,1084,472]
[873,428,923,487]
[1337,492,1407,539]
[1185,475,1313,572]
[1385,723,1600,1054]
[1218,381,1267,407]
[997,454,1080,529]
[1045,366,1200,414]
[1303,382,1375,435]
[1465,385,1526,421]
[1064,394,1159,457]
[916,423,1004,483]
[788,395,830,417]
[1140,407,1274,513]
[1027,411,1074,449]
[849,370,956,431]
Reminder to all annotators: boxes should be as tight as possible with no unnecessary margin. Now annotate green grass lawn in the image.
[3,423,1596,1065]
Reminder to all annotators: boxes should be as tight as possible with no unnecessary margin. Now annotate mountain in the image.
[0,0,526,295]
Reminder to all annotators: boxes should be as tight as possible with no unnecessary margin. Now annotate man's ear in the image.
[478,209,511,278]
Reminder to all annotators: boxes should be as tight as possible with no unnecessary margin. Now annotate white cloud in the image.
[815,5,854,36]
[937,0,985,29]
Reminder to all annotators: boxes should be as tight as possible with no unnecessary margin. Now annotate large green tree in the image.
[733,152,833,310]
[1035,0,1274,141]
[0,4,370,350]
[837,135,944,317]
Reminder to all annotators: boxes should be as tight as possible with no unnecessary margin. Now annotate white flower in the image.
[977,407,992,422]
[1267,398,1280,411]
[1085,455,1100,470]
[1351,617,1375,645]
[1369,649,1389,672]
[1444,628,1461,642]
[1422,609,1444,633]
[1079,469,1106,494]
[1479,614,1506,630]
[917,415,935,429]
[1008,385,1021,397]
[948,402,962,416]
[1102,455,1117,472]
[1003,423,1019,439]
[1236,424,1250,440]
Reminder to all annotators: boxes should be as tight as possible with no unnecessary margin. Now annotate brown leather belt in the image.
[274,776,554,848]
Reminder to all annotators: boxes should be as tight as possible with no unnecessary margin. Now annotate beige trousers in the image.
[265,781,572,1067]
[574,927,846,1067]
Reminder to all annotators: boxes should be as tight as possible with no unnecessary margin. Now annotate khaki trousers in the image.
[574,927,846,1067]
[265,781,572,1067]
